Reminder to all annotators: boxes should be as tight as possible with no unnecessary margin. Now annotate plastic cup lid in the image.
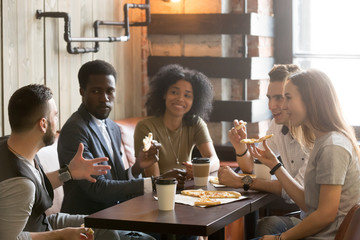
[155,177,178,185]
[191,157,210,164]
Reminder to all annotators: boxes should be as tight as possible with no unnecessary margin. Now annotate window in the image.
[292,0,360,125]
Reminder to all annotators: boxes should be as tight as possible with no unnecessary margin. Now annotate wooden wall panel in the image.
[57,1,82,127]
[2,0,45,135]
[2,0,19,135]
[1,0,144,134]
[114,0,126,119]
[93,0,116,120]
[125,0,144,118]
[44,0,60,121]
[0,0,3,135]
[113,0,144,120]
[17,0,44,87]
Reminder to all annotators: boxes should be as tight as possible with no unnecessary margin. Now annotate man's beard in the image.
[43,123,56,146]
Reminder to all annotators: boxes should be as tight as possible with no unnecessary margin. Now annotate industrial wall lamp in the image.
[36,0,150,54]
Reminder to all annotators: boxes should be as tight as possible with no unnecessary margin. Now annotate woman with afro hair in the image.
[134,64,220,178]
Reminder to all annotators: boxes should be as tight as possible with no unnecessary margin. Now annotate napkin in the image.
[208,176,226,188]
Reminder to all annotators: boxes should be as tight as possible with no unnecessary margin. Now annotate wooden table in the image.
[85,182,276,239]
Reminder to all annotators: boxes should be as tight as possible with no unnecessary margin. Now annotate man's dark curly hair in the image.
[145,64,214,125]
[78,59,117,89]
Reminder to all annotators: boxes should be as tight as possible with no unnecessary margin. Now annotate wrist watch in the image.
[59,165,72,183]
[241,175,253,191]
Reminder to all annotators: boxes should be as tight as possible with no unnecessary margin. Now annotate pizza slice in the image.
[235,120,247,130]
[258,134,274,142]
[194,198,221,207]
[142,132,153,151]
[81,224,94,235]
[181,190,204,198]
[181,190,241,199]
[206,191,241,198]
[240,134,274,144]
[240,138,258,144]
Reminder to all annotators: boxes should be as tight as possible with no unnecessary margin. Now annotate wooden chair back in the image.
[335,202,360,240]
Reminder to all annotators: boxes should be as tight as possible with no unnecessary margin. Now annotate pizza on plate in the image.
[181,190,241,199]
[240,134,274,144]
[194,198,222,206]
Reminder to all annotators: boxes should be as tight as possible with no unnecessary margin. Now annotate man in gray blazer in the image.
[58,60,185,220]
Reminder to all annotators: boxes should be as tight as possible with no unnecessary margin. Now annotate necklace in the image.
[164,123,183,165]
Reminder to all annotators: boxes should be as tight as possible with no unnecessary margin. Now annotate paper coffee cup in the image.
[191,158,210,186]
[253,159,271,180]
[156,178,177,211]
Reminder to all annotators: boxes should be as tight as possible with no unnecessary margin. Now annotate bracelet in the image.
[270,162,283,175]
[236,148,248,157]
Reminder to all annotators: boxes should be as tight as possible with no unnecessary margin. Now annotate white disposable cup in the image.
[254,160,271,180]
[192,158,210,186]
[156,178,177,211]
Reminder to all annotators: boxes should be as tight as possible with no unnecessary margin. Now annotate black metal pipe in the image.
[36,0,150,54]
[124,4,130,40]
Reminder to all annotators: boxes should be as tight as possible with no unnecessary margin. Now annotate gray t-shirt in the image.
[304,132,360,239]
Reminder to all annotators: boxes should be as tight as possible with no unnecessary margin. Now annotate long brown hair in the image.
[289,69,360,158]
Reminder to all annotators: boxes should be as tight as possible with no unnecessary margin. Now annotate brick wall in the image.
[142,0,273,144]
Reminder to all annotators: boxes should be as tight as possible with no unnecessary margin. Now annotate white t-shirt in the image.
[259,119,309,202]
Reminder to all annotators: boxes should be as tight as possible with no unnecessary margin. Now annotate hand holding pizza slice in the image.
[81,223,94,236]
[139,133,161,169]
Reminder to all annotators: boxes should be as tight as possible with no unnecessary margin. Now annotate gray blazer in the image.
[58,104,144,215]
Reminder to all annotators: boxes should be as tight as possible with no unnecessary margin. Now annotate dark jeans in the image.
[148,232,198,240]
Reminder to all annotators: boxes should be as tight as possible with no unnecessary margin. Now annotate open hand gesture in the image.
[68,143,111,183]
[247,140,279,169]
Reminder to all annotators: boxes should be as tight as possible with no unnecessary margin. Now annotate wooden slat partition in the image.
[148,56,274,80]
[149,13,274,37]
[210,100,272,123]
[0,1,2,135]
